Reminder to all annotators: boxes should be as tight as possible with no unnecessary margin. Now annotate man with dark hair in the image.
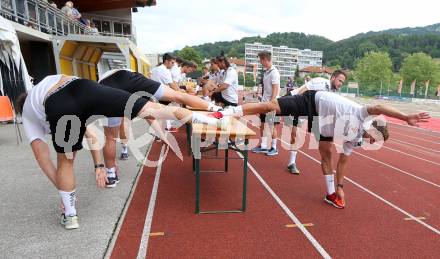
[218,90,429,209]
[152,53,177,90]
[211,55,238,107]
[17,75,223,229]
[98,68,222,187]
[287,69,347,174]
[251,51,281,156]
[151,53,179,131]
[201,58,223,100]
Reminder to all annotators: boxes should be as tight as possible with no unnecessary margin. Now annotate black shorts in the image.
[277,90,317,132]
[44,79,148,153]
[211,92,237,107]
[100,70,162,101]
[259,113,280,124]
[319,135,334,142]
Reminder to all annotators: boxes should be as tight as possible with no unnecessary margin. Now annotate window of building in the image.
[114,22,122,36]
[122,23,131,35]
[102,20,111,35]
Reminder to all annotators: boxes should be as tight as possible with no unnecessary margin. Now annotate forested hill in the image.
[177,23,440,71]
[349,23,440,39]
[324,30,440,70]
[184,32,332,60]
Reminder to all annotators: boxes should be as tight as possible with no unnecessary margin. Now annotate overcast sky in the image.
[133,0,440,54]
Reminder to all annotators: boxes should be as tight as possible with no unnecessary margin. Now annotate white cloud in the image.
[133,0,440,54]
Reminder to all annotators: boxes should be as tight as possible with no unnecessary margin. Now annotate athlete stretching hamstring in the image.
[97,69,222,187]
[17,75,222,229]
[219,90,430,208]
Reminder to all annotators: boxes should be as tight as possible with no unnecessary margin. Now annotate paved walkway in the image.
[0,120,152,258]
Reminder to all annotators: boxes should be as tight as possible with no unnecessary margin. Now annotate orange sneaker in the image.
[324,193,345,209]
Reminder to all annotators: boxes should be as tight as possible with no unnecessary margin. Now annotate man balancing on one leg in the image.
[218,90,430,209]
[97,68,223,187]
[17,75,223,230]
[286,70,346,174]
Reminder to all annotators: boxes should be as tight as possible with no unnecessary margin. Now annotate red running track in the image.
[110,113,440,258]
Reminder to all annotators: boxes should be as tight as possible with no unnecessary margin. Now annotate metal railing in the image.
[0,0,137,42]
[0,0,88,35]
[83,13,136,43]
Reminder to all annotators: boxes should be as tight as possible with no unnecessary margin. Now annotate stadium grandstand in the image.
[0,0,157,104]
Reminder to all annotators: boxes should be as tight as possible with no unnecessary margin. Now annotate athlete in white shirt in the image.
[211,55,238,106]
[218,88,430,209]
[287,72,345,174]
[98,69,221,187]
[171,57,183,84]
[16,75,222,230]
[251,51,281,156]
[151,53,179,91]
[201,58,222,99]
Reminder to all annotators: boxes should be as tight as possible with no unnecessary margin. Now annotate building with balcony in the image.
[245,42,323,82]
[0,0,157,99]
[298,49,323,68]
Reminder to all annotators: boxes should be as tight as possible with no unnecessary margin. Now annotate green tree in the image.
[355,51,393,94]
[357,41,378,57]
[294,65,300,79]
[399,52,440,97]
[295,77,304,86]
[309,73,319,78]
[227,47,239,58]
[177,47,203,66]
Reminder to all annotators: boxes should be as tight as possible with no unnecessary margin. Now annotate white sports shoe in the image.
[61,213,79,230]
[219,106,234,116]
[218,116,231,130]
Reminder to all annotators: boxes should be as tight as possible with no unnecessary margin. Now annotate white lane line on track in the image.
[242,117,440,188]
[296,148,440,236]
[137,144,167,259]
[391,131,440,145]
[379,144,440,167]
[236,151,332,259]
[390,138,440,153]
[351,150,440,189]
[387,140,440,158]
[244,117,440,234]
[388,122,440,137]
[105,138,155,259]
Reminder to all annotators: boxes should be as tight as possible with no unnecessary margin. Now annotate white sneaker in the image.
[220,106,234,116]
[218,116,231,130]
[61,213,79,230]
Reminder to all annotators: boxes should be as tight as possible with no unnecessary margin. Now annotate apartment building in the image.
[245,42,323,81]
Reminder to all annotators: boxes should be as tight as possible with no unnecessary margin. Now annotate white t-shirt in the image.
[315,91,370,155]
[209,70,224,85]
[221,66,238,104]
[22,75,64,144]
[180,72,187,83]
[261,65,280,102]
[306,77,332,91]
[151,64,173,85]
[170,63,181,83]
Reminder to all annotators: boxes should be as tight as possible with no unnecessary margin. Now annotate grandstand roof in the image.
[54,0,157,12]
